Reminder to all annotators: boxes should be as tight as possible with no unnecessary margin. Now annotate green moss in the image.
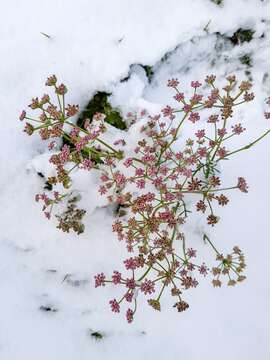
[141,65,154,81]
[90,331,104,340]
[211,0,223,5]
[77,92,126,130]
[39,305,58,312]
[120,63,154,83]
[239,53,252,67]
[230,28,254,45]
[61,92,125,164]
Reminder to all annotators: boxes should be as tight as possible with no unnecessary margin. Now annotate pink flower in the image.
[104,157,115,166]
[76,138,88,152]
[19,110,26,121]
[100,173,109,182]
[182,168,192,178]
[152,176,163,188]
[24,123,34,135]
[48,141,56,150]
[191,81,202,88]
[187,248,196,258]
[70,127,80,138]
[98,185,107,195]
[81,158,94,170]
[207,214,219,226]
[141,154,155,164]
[40,94,50,105]
[164,192,175,201]
[44,212,51,219]
[112,220,123,233]
[94,273,106,287]
[66,104,79,117]
[114,172,126,187]
[56,84,67,95]
[232,123,246,135]
[167,78,179,87]
[196,200,206,213]
[124,257,138,270]
[109,299,120,313]
[195,129,205,139]
[140,279,155,295]
[160,165,169,175]
[59,144,70,163]
[126,278,136,290]
[148,166,158,176]
[218,128,227,137]
[188,112,200,123]
[174,93,185,102]
[198,263,208,276]
[161,105,175,119]
[112,271,121,284]
[217,147,227,158]
[141,193,151,203]
[244,93,254,102]
[205,75,216,84]
[29,97,40,109]
[40,193,50,205]
[126,308,133,323]
[114,138,126,146]
[175,152,183,160]
[140,109,147,117]
[39,128,50,140]
[191,94,203,104]
[197,147,207,158]
[135,168,144,176]
[125,292,133,302]
[136,179,145,189]
[183,104,191,113]
[53,191,59,199]
[264,112,270,119]
[45,75,57,86]
[165,151,173,160]
[237,177,248,193]
[207,115,219,123]
[123,158,133,167]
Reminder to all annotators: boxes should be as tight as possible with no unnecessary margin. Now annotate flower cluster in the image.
[20,75,270,323]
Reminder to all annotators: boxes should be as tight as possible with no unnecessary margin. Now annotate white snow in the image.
[1,0,270,359]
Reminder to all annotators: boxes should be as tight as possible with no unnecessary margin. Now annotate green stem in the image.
[203,234,220,255]
[138,266,152,282]
[157,283,166,301]
[223,128,270,158]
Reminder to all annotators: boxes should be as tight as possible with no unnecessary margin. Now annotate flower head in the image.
[237,177,248,193]
[94,273,106,288]
[126,308,133,323]
[140,279,155,295]
[109,299,120,313]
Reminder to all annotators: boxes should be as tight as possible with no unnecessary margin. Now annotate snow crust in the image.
[1,0,270,359]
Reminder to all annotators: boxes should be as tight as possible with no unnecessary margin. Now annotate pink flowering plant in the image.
[20,74,270,323]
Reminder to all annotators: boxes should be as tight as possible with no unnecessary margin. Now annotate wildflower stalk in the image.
[203,234,220,255]
[224,128,270,157]
[21,74,269,322]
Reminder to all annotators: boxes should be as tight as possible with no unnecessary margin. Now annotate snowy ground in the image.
[1,0,270,359]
